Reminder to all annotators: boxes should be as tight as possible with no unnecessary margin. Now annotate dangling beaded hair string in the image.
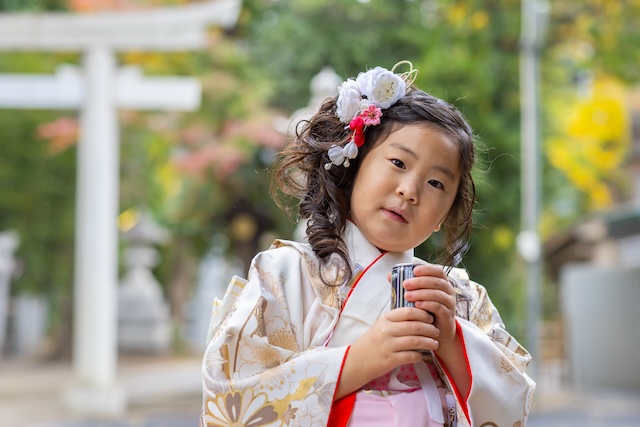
[324,60,418,170]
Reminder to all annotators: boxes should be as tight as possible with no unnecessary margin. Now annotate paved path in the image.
[527,387,640,427]
[0,356,202,427]
[2,356,640,427]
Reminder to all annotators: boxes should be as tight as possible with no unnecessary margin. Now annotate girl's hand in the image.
[340,308,439,393]
[402,264,457,347]
[400,264,471,398]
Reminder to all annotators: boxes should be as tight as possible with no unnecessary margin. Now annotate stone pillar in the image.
[65,45,124,416]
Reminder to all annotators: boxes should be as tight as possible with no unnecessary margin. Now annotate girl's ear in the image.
[435,212,449,232]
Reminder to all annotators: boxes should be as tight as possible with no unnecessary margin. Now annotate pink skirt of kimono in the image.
[347,388,445,427]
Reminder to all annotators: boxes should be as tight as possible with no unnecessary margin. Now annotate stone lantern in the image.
[274,66,342,137]
[117,214,171,353]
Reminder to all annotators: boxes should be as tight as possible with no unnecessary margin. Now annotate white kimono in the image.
[200,222,535,427]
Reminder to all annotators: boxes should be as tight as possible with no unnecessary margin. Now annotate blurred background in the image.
[0,0,639,426]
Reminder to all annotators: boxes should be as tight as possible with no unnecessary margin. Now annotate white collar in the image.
[343,220,414,271]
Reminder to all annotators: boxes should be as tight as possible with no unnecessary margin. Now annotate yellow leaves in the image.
[118,208,138,232]
[565,166,597,191]
[546,137,572,171]
[157,161,182,200]
[446,3,490,30]
[590,183,613,208]
[545,76,630,210]
[471,11,489,30]
[574,14,595,35]
[492,226,514,250]
[604,1,622,14]
[565,78,628,143]
[547,135,616,210]
[121,51,191,75]
[449,4,467,25]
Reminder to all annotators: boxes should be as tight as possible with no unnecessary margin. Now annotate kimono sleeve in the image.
[200,249,349,427]
[452,275,536,427]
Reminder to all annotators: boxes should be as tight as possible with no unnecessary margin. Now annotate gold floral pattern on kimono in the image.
[301,250,349,309]
[204,388,278,427]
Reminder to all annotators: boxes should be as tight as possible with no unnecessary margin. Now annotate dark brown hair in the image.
[273,87,476,284]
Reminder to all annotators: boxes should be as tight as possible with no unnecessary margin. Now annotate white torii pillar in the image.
[0,0,241,416]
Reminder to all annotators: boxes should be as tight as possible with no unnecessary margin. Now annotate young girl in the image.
[200,62,535,427]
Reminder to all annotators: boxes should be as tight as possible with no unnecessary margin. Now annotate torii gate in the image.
[0,0,241,416]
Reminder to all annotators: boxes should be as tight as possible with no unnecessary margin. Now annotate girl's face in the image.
[350,124,461,253]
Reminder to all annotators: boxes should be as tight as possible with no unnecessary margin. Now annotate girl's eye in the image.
[428,179,444,190]
[391,159,406,169]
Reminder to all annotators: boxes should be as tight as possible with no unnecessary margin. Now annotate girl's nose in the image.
[397,181,418,203]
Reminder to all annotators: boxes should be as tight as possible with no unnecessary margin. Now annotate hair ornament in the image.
[324,61,418,169]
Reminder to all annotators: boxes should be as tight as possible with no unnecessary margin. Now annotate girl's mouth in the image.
[383,208,407,223]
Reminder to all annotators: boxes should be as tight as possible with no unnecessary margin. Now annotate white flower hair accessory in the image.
[325,60,418,170]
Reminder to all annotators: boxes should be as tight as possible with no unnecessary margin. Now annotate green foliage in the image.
[0,110,76,302]
[0,49,81,316]
[0,47,79,328]
[245,0,428,112]
[547,1,640,84]
[0,0,66,11]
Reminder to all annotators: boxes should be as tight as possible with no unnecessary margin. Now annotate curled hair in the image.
[273,87,476,285]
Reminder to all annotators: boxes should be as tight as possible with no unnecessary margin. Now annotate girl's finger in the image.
[387,306,433,323]
[412,264,447,280]
[405,288,452,304]
[395,336,440,352]
[403,275,452,294]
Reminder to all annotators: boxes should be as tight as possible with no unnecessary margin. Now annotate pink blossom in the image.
[360,104,382,126]
[37,117,79,154]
